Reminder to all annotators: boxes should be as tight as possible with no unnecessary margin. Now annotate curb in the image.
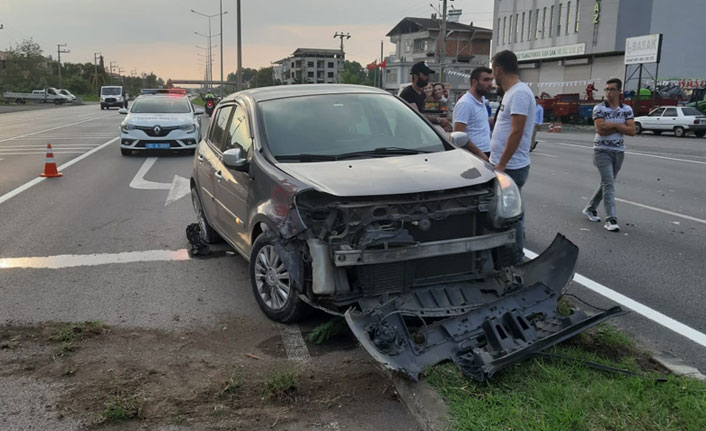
[387,371,450,431]
[652,352,706,381]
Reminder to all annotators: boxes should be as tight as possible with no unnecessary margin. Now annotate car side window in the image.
[208,105,234,149]
[663,108,677,117]
[223,105,251,153]
[648,108,664,117]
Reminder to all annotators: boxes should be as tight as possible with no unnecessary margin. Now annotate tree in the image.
[341,60,368,85]
[0,39,50,92]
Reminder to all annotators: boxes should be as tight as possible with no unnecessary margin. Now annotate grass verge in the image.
[262,370,299,402]
[426,324,706,431]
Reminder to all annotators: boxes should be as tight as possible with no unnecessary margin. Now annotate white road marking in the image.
[0,151,86,156]
[0,115,113,144]
[0,249,190,270]
[0,137,118,206]
[531,152,558,158]
[129,157,190,206]
[524,248,706,349]
[543,141,706,165]
[281,325,311,363]
[616,198,706,225]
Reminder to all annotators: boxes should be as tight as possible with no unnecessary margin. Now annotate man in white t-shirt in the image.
[489,50,535,259]
[452,66,494,160]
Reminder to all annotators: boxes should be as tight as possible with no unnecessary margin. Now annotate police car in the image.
[119,89,205,156]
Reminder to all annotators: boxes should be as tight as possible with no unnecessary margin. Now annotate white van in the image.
[100,86,127,110]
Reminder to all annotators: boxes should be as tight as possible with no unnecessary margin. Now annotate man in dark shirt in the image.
[399,61,452,132]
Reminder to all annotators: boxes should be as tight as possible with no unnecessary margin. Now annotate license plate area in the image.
[145,143,171,149]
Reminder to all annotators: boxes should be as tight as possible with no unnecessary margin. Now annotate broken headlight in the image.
[492,171,522,227]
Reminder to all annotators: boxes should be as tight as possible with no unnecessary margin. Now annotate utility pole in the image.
[118,67,125,84]
[333,32,351,83]
[57,43,70,88]
[109,61,117,84]
[220,0,224,93]
[93,52,102,95]
[236,0,242,91]
[440,0,448,82]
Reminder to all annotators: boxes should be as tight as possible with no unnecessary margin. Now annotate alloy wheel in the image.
[254,245,291,311]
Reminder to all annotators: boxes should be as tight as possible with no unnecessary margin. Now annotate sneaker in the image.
[582,208,601,222]
[604,218,620,232]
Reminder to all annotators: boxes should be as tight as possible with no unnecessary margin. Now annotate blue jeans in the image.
[586,150,624,220]
[504,165,530,256]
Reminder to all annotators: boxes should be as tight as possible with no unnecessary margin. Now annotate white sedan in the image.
[119,94,204,156]
[635,106,706,137]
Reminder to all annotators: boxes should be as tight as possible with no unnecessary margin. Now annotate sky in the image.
[0,0,495,81]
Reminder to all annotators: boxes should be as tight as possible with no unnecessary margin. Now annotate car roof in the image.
[220,84,391,103]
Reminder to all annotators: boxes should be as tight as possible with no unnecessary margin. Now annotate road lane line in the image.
[0,114,114,144]
[542,141,706,165]
[524,248,706,348]
[616,198,706,225]
[281,325,311,363]
[0,137,118,206]
[0,249,190,269]
[0,151,86,156]
[530,152,558,158]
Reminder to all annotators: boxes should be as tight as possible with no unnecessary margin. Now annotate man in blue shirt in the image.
[531,96,543,151]
[452,67,494,160]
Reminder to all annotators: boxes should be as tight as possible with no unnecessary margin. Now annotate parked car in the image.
[118,93,204,156]
[189,84,623,381]
[634,106,706,137]
[57,89,77,103]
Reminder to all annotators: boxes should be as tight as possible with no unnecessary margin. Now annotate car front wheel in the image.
[249,234,308,323]
[191,187,220,244]
[674,126,686,137]
[635,122,643,134]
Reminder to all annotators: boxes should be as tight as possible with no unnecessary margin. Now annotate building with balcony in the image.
[384,14,493,100]
[273,48,344,85]
[493,0,706,96]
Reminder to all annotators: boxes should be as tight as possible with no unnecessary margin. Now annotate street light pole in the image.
[191,8,228,92]
[93,52,102,95]
[220,0,224,90]
[237,0,242,91]
[440,0,447,82]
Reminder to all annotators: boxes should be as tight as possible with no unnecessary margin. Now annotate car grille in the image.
[132,140,195,148]
[105,97,116,103]
[136,125,179,137]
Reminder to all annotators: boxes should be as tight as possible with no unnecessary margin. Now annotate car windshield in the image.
[682,107,704,116]
[259,93,445,160]
[130,97,191,114]
[102,87,122,95]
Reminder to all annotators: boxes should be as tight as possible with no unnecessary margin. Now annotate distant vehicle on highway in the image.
[634,106,706,137]
[188,84,622,382]
[118,93,204,156]
[100,85,127,110]
[58,89,77,103]
[2,87,72,105]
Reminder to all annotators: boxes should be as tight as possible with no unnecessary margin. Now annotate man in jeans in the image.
[489,50,535,258]
[583,78,636,232]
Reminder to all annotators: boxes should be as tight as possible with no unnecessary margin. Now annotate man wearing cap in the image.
[399,61,452,132]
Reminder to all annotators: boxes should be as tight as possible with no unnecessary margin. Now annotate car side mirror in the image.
[118,108,128,114]
[194,108,205,115]
[221,147,249,171]
[450,131,469,148]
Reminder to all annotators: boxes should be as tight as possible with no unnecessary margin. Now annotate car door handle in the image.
[215,171,223,180]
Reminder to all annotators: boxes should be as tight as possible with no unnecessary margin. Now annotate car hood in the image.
[125,113,194,126]
[276,149,496,196]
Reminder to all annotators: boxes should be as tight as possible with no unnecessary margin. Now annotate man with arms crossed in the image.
[489,50,535,259]
[399,61,452,132]
[453,67,493,160]
[582,78,636,232]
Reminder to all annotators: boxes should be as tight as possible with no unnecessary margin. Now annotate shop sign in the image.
[625,34,662,65]
[515,43,586,61]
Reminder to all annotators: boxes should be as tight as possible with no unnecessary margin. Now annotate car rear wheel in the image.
[695,131,705,138]
[674,126,686,137]
[191,187,220,244]
[635,122,643,134]
[249,234,308,323]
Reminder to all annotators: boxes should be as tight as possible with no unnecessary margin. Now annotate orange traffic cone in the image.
[40,144,63,178]
[554,122,563,133]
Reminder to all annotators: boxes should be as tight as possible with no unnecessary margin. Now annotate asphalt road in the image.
[525,130,706,373]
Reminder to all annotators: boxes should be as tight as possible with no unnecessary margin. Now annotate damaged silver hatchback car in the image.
[190,84,623,381]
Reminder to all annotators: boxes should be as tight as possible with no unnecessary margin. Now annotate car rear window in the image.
[130,97,191,114]
[259,93,444,158]
[682,107,704,117]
